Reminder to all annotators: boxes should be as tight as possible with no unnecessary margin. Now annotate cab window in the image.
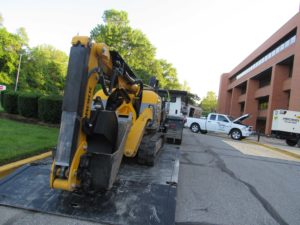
[209,114,217,120]
[218,115,229,123]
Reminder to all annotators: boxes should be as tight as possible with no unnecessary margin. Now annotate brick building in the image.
[217,11,300,134]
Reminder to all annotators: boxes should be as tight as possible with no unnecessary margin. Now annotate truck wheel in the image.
[190,123,200,133]
[286,139,297,146]
[231,129,242,140]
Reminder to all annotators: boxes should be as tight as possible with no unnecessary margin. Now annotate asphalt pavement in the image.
[175,129,300,225]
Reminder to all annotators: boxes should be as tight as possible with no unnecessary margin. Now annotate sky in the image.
[1,0,300,99]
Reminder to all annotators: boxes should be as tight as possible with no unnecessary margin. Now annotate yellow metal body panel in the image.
[124,108,153,157]
[142,90,160,104]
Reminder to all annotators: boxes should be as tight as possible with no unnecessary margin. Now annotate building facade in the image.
[218,11,300,134]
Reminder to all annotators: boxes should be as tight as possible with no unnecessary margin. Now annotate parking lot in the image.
[176,129,300,225]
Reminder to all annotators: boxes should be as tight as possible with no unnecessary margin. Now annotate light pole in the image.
[14,53,23,92]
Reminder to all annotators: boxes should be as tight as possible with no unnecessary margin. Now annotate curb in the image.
[244,140,300,160]
[0,151,52,179]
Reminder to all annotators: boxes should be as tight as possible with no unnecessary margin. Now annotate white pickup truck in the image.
[185,113,252,140]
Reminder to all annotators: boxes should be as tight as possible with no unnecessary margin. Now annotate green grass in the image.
[0,118,59,165]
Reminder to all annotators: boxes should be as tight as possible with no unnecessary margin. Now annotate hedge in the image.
[18,93,40,118]
[38,95,63,124]
[3,91,19,114]
[0,91,5,107]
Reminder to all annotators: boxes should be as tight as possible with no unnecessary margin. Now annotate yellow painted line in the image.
[0,151,52,179]
[244,140,300,160]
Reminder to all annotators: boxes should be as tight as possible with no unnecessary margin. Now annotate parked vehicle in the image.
[271,109,300,146]
[158,90,188,145]
[185,113,252,140]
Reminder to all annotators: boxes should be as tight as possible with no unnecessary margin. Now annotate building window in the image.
[258,75,271,88]
[170,96,176,102]
[234,34,296,80]
[240,102,245,114]
[259,102,268,110]
[253,68,272,88]
[257,96,269,110]
[239,82,247,94]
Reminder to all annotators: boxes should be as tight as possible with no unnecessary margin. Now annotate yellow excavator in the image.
[0,35,179,225]
[50,36,167,192]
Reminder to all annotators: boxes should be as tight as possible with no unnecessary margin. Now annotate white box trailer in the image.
[271,109,300,146]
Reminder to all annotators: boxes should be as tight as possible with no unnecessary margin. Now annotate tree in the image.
[200,91,218,116]
[181,80,191,92]
[0,27,23,86]
[0,13,3,27]
[158,59,181,89]
[16,27,29,47]
[188,93,200,106]
[19,45,68,94]
[90,9,181,88]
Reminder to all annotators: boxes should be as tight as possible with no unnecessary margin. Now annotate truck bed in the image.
[0,145,179,225]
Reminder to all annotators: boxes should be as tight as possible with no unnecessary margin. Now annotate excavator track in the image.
[137,132,165,166]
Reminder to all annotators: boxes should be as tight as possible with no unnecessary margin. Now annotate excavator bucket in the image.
[80,115,132,190]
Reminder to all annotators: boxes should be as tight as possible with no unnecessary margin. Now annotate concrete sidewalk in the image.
[245,135,300,159]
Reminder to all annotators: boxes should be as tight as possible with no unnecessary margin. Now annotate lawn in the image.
[0,118,59,165]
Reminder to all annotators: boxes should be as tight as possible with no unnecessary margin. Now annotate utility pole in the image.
[14,53,23,92]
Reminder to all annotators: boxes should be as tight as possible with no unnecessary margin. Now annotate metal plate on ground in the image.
[0,145,179,225]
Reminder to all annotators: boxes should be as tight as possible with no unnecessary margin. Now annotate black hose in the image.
[99,75,110,96]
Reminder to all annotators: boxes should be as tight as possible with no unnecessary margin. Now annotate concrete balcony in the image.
[282,78,291,91]
[255,86,271,98]
[238,94,246,102]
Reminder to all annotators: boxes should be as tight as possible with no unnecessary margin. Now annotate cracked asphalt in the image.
[175,129,300,225]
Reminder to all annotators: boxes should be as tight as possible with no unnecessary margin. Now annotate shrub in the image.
[18,93,40,118]
[38,95,63,124]
[3,91,19,114]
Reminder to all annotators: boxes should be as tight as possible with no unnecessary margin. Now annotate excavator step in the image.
[0,145,179,225]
